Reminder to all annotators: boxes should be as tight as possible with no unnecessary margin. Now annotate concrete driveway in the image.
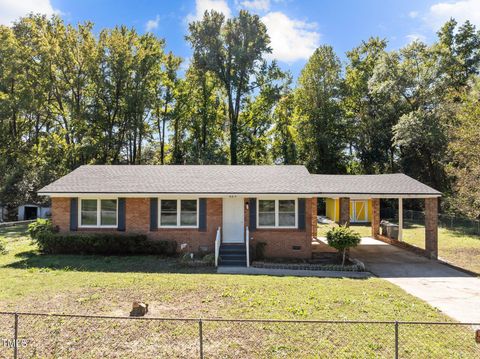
[351,238,480,323]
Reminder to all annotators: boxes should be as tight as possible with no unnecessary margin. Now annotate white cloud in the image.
[145,15,160,32]
[408,11,419,19]
[406,33,426,43]
[0,0,59,25]
[240,0,270,11]
[187,0,232,23]
[426,0,480,29]
[261,11,320,63]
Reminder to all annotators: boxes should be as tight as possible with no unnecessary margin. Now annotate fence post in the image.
[394,321,398,359]
[199,319,203,359]
[13,313,18,359]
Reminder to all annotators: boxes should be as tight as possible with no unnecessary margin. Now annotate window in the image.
[160,200,177,226]
[81,199,97,226]
[159,199,198,227]
[257,199,297,228]
[80,199,117,227]
[258,200,275,226]
[279,200,296,227]
[181,200,197,226]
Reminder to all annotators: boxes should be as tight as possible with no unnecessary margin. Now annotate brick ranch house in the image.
[38,165,441,266]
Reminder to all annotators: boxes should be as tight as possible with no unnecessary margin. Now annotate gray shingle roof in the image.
[310,174,441,196]
[38,165,313,194]
[38,165,441,197]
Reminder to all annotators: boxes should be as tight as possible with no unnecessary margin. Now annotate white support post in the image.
[398,198,403,241]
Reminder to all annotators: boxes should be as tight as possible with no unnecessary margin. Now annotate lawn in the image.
[318,222,480,274]
[0,225,478,358]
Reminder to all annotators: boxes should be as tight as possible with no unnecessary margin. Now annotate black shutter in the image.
[298,198,306,230]
[150,198,158,231]
[117,198,126,231]
[249,198,256,232]
[70,198,78,231]
[199,198,207,231]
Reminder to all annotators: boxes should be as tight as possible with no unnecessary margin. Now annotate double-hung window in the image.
[258,199,297,228]
[80,199,117,227]
[159,199,198,228]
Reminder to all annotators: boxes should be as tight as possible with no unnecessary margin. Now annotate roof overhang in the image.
[39,192,440,199]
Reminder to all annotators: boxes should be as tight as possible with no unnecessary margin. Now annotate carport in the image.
[312,174,442,259]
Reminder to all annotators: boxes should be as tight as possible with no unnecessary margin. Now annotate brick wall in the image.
[50,197,222,253]
[51,197,70,232]
[371,198,380,237]
[425,197,439,259]
[51,196,316,259]
[245,198,316,259]
[339,197,350,226]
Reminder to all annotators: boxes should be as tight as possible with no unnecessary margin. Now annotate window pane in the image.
[161,200,177,226]
[279,213,295,226]
[279,200,295,213]
[81,199,97,226]
[259,200,275,212]
[101,199,117,226]
[181,200,197,226]
[259,200,275,226]
[259,213,275,226]
[279,200,295,227]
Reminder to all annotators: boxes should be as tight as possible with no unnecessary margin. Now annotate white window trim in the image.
[158,198,199,228]
[257,198,298,229]
[78,198,118,228]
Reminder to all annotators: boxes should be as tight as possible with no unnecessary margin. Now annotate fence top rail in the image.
[0,311,478,326]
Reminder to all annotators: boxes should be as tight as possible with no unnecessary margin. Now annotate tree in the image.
[187,10,273,164]
[343,38,394,173]
[448,78,480,218]
[294,46,347,173]
[271,93,297,164]
[326,225,361,267]
[370,41,451,191]
[154,52,181,164]
[179,65,228,164]
[436,19,480,90]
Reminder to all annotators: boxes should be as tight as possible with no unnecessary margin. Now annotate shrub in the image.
[28,218,56,240]
[35,232,177,256]
[0,239,7,255]
[202,253,215,266]
[326,225,361,266]
[254,241,267,261]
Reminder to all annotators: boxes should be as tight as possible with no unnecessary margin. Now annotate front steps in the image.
[219,243,247,267]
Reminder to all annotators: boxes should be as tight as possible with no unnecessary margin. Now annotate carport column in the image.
[398,198,403,241]
[371,198,380,238]
[339,197,350,227]
[425,197,439,259]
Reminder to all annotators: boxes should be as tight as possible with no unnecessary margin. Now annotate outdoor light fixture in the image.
[246,202,249,210]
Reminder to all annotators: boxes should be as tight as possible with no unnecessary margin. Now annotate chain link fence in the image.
[382,208,480,236]
[0,312,479,358]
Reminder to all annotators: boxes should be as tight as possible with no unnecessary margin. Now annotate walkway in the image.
[351,237,480,323]
[217,266,370,278]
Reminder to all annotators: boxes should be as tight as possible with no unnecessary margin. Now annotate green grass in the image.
[402,223,480,274]
[318,222,480,274]
[0,225,478,358]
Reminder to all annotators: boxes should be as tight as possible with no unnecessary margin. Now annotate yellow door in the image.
[355,201,366,222]
[351,200,367,222]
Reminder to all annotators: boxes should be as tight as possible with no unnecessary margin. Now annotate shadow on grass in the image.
[0,225,30,239]
[6,250,216,274]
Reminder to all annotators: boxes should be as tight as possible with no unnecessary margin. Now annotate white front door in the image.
[222,197,245,243]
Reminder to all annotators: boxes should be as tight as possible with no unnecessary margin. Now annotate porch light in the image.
[246,202,249,210]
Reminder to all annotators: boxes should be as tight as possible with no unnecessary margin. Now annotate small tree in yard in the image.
[326,226,361,267]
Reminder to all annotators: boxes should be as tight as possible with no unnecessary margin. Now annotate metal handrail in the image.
[215,227,221,267]
[245,226,250,267]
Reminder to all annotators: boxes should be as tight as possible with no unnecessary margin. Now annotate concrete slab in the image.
[217,266,371,278]
[351,237,480,323]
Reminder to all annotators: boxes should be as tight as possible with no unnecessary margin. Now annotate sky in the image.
[1,0,480,79]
